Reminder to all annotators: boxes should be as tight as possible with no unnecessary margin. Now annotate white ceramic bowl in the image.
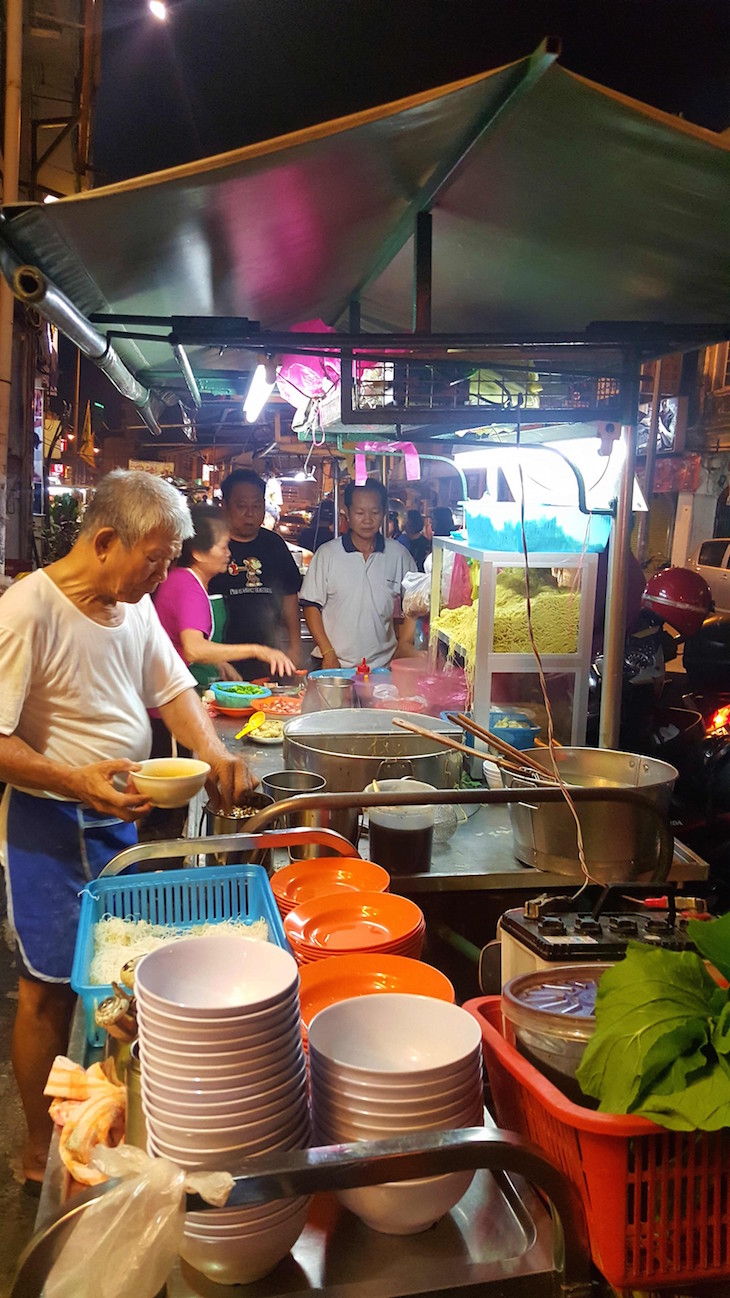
[307,995,481,1079]
[309,1095,480,1137]
[179,1198,309,1284]
[185,1194,310,1232]
[135,990,300,1037]
[147,1098,309,1152]
[313,1106,483,1142]
[141,1062,307,1115]
[129,758,211,808]
[309,1069,483,1113]
[140,1035,304,1079]
[135,1008,301,1051]
[141,1054,304,1097]
[308,1048,482,1095]
[142,1073,307,1128]
[135,935,299,1015]
[146,1090,307,1142]
[138,1021,303,1068]
[337,1170,474,1235]
[148,1114,310,1170]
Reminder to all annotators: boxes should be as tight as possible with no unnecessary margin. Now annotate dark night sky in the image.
[94,0,730,184]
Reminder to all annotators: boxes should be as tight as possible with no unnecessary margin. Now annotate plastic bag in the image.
[402,570,431,618]
[447,553,473,610]
[44,1146,234,1298]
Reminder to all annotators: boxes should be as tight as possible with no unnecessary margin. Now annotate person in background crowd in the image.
[301,479,416,669]
[429,506,455,539]
[299,500,335,552]
[209,469,302,679]
[386,510,404,542]
[398,509,430,571]
[0,471,255,1187]
[423,505,456,604]
[153,505,295,694]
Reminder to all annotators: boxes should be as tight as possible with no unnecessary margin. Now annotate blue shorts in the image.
[2,788,137,982]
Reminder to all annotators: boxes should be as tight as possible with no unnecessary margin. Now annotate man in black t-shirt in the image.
[209,469,302,678]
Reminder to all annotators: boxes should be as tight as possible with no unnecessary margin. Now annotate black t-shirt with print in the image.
[209,530,302,678]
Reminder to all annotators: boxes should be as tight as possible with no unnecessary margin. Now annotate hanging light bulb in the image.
[243,357,278,424]
[149,1,167,20]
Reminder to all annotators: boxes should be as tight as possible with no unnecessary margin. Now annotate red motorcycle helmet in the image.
[642,566,712,638]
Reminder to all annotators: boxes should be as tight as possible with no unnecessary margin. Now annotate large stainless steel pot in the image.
[502,746,678,882]
[282,709,462,844]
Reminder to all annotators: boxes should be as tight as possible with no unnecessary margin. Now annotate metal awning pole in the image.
[600,368,639,748]
[0,0,23,571]
[635,358,663,563]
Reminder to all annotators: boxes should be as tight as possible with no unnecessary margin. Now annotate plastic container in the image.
[465,995,730,1292]
[354,668,393,708]
[375,696,427,714]
[488,709,541,751]
[389,657,428,694]
[211,682,271,709]
[365,778,436,874]
[501,965,606,1101]
[463,502,611,553]
[71,864,289,1046]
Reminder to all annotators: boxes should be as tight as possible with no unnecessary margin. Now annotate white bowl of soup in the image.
[130,758,210,807]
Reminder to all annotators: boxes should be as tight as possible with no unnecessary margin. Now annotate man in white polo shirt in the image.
[301,480,417,669]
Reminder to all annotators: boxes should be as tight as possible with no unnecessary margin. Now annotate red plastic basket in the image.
[465,995,730,1292]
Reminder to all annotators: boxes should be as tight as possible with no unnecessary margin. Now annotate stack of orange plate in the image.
[284,892,425,965]
[271,857,390,920]
[299,953,454,1050]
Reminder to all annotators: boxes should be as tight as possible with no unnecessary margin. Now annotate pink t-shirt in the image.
[153,567,212,664]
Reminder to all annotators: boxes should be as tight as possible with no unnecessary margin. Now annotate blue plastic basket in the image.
[71,864,290,1046]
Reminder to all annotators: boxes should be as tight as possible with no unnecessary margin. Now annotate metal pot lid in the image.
[502,963,613,1025]
[284,708,459,737]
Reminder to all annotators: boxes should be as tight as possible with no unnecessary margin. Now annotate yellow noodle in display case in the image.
[431,570,581,670]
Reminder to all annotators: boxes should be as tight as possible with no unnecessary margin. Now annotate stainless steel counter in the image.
[218,715,709,894]
[30,1004,564,1298]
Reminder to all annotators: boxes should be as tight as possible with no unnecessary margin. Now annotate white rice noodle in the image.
[88,914,269,986]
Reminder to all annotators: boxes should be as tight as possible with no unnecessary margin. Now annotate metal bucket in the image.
[283,709,462,844]
[502,746,678,882]
[203,791,274,866]
[314,677,355,710]
[125,1043,147,1152]
[261,770,328,859]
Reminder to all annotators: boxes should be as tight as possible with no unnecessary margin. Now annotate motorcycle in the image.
[587,567,730,904]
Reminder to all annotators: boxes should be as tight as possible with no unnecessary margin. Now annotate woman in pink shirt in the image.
[153,504,294,688]
[143,507,294,841]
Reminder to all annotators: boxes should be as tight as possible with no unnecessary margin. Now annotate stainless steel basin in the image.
[282,709,462,843]
[502,746,678,882]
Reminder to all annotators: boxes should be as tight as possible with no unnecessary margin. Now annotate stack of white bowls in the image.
[135,934,310,1286]
[308,993,484,1235]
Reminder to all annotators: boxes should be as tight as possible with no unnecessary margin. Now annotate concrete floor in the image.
[0,878,40,1297]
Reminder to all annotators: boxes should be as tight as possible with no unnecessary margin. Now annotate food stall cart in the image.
[4,42,730,1297]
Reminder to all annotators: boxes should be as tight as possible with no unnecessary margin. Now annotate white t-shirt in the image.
[0,570,195,773]
[300,533,416,669]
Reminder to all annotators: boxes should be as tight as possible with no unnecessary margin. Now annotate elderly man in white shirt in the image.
[301,479,417,669]
[0,470,255,1188]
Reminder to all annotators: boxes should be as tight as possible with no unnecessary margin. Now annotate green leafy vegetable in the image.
[576,941,730,1130]
[635,1056,730,1131]
[686,909,730,983]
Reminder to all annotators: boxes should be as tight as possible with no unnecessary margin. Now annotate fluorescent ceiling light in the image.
[243,359,277,424]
